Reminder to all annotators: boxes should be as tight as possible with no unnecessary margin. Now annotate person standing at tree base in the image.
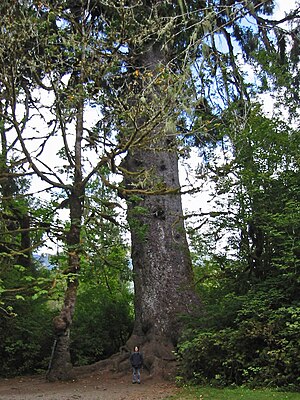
[130,346,143,384]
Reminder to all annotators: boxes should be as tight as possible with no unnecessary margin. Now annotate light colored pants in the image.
[132,367,141,383]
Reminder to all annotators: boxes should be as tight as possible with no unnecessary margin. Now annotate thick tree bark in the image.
[123,146,200,377]
[118,41,200,377]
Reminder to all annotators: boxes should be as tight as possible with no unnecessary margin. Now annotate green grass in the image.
[165,386,300,400]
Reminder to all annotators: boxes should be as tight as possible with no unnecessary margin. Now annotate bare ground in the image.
[0,370,179,400]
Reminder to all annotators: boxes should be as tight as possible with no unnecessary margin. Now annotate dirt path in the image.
[0,371,179,400]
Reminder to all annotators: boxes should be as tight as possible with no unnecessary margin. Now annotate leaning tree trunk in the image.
[46,189,83,381]
[46,280,78,381]
[123,146,200,377]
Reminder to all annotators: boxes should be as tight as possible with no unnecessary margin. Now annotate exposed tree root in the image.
[71,334,178,382]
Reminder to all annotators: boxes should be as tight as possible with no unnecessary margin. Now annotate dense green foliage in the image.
[0,259,55,376]
[178,275,300,389]
[0,298,55,376]
[178,106,300,389]
[0,258,133,377]
[71,284,133,366]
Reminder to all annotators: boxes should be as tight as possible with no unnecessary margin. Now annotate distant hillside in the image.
[33,253,55,269]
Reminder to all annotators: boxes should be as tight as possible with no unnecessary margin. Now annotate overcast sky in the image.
[275,0,298,18]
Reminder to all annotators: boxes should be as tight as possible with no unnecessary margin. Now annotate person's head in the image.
[134,346,139,352]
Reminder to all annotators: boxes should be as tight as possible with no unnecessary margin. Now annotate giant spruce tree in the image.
[117,0,299,376]
[117,3,201,374]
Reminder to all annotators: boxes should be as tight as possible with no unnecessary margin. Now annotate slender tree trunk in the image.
[47,102,84,381]
[46,190,83,381]
[46,279,78,381]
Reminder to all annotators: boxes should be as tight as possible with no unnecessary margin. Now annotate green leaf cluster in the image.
[178,271,300,389]
[0,293,56,377]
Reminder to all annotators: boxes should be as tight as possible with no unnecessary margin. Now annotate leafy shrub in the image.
[0,299,55,377]
[178,272,300,390]
[70,285,133,365]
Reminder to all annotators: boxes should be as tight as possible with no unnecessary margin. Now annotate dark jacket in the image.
[130,351,143,368]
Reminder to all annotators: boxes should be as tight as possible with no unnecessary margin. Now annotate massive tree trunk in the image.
[120,41,200,377]
[123,146,200,377]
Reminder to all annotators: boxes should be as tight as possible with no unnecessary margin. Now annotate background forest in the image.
[0,0,299,391]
